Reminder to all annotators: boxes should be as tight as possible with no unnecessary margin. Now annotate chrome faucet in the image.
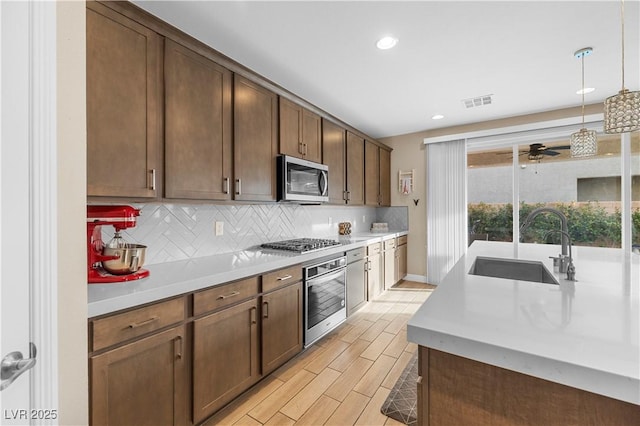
[519,207,570,257]
[544,229,576,281]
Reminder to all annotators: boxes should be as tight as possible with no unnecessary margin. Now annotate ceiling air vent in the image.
[463,94,493,109]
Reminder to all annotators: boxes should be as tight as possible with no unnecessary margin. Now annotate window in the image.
[467,132,637,249]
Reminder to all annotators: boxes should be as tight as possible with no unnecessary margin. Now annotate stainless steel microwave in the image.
[277,155,329,203]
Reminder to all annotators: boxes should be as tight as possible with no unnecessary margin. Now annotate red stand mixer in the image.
[87,205,150,283]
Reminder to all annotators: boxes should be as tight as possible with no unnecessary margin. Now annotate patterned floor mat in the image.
[380,351,418,425]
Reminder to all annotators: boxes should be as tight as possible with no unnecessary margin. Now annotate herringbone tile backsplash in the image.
[101,203,408,265]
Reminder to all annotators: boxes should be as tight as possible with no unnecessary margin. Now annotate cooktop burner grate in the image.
[261,238,341,253]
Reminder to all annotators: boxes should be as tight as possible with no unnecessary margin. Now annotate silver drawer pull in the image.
[276,275,293,281]
[128,316,159,329]
[217,291,240,300]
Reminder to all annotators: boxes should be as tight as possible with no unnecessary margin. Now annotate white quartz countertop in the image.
[407,241,640,404]
[88,231,406,318]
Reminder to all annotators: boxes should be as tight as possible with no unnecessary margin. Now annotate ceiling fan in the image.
[520,143,570,161]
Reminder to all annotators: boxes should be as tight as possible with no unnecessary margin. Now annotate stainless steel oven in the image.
[304,255,347,347]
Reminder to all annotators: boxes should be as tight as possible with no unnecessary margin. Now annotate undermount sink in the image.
[469,256,559,285]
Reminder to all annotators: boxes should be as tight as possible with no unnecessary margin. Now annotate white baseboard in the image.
[404,274,430,284]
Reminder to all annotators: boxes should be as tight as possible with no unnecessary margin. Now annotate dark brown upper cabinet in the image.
[279,97,322,163]
[345,131,365,205]
[164,40,232,200]
[86,2,161,198]
[322,119,347,204]
[233,75,279,202]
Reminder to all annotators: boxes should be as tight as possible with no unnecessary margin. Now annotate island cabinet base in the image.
[418,347,640,426]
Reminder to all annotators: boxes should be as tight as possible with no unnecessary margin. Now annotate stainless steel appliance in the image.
[277,155,329,203]
[303,255,347,347]
[261,237,341,254]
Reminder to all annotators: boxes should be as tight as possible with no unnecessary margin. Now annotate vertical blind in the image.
[426,139,467,284]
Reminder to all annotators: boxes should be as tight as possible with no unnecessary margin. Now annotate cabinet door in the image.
[364,140,380,206]
[380,148,391,206]
[397,243,408,282]
[346,131,364,205]
[90,326,187,426]
[193,298,260,423]
[234,75,278,201]
[301,108,322,163]
[384,249,396,290]
[346,259,366,315]
[86,3,160,198]
[322,119,347,204]
[164,40,232,200]
[279,97,303,158]
[262,282,303,375]
[279,98,321,163]
[366,253,383,300]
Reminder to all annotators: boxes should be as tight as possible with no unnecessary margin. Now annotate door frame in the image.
[1,0,59,413]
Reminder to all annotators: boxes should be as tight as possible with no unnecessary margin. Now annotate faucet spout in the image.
[520,207,569,256]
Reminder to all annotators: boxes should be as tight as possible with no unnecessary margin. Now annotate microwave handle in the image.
[319,170,328,196]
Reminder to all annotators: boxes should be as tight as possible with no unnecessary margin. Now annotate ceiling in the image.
[132,1,640,139]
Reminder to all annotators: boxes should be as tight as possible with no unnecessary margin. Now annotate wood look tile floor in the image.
[203,284,433,426]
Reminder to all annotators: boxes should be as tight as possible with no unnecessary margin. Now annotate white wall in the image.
[468,156,639,204]
[57,1,87,424]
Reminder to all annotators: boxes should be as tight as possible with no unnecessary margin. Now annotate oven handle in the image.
[306,268,345,286]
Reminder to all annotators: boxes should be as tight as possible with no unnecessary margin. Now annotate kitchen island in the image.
[407,241,640,425]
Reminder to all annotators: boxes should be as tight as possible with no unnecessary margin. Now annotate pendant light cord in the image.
[581,53,585,127]
[620,0,625,90]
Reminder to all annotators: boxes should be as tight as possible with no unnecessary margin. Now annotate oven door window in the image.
[307,270,346,329]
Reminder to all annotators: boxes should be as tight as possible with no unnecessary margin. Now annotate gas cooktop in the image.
[261,238,341,253]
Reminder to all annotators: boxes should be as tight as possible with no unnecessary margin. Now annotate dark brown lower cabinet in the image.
[261,282,303,375]
[90,326,187,426]
[193,298,260,424]
[418,346,640,426]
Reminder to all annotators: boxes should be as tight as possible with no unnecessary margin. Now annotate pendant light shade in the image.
[570,128,598,157]
[570,47,597,158]
[604,0,640,133]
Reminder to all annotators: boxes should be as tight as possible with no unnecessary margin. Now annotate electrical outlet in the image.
[328,217,332,225]
[215,221,224,236]
[362,215,366,223]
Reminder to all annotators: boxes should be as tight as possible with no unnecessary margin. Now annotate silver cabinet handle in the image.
[235,178,242,195]
[1,343,37,391]
[128,316,159,329]
[223,177,230,194]
[217,291,240,300]
[149,169,156,190]
[276,275,293,281]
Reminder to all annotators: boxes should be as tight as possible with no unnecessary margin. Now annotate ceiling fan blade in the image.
[543,150,561,156]
[551,145,571,150]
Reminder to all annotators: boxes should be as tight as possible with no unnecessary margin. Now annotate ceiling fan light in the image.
[570,128,598,157]
[603,88,640,133]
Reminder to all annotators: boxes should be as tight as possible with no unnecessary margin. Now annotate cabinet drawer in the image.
[384,239,396,250]
[263,264,303,293]
[91,297,185,351]
[367,242,382,256]
[398,235,408,246]
[347,247,366,263]
[194,277,260,316]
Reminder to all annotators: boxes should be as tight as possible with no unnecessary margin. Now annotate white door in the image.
[1,1,57,424]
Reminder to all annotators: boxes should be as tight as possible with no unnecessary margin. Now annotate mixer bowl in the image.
[102,244,147,275]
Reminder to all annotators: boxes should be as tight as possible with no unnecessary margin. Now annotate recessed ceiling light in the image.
[576,87,595,95]
[431,114,445,120]
[376,36,398,50]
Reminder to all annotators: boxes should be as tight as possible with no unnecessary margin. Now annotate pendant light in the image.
[570,47,597,158]
[604,0,640,133]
